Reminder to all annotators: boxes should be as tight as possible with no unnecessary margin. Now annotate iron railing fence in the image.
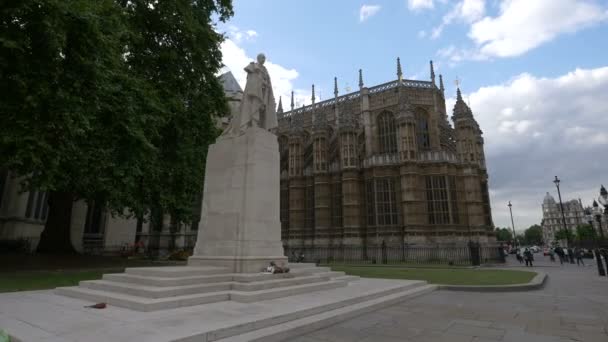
[284,244,504,266]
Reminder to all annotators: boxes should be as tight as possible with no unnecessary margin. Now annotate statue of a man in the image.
[223,53,277,136]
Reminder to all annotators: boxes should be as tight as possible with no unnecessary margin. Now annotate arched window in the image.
[415,108,430,150]
[377,111,397,153]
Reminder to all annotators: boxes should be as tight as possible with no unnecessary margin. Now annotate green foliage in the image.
[494,227,513,242]
[554,228,575,243]
[523,224,543,245]
[0,0,234,247]
[575,224,596,241]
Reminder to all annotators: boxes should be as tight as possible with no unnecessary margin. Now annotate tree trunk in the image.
[37,191,76,254]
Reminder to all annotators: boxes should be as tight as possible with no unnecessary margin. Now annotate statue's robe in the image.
[224,62,276,136]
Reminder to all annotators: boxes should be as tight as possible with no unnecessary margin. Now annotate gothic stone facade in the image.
[277,67,494,248]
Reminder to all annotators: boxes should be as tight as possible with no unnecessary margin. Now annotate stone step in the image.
[230,280,346,303]
[314,271,346,278]
[80,275,331,299]
[216,284,438,342]
[231,272,295,283]
[56,278,348,311]
[289,266,331,274]
[333,275,360,282]
[231,275,330,292]
[173,280,432,342]
[79,279,233,298]
[55,286,229,312]
[102,272,235,287]
[124,266,230,277]
[287,263,318,268]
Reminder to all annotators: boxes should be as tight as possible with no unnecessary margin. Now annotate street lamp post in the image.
[508,201,517,249]
[553,176,571,247]
[585,208,605,276]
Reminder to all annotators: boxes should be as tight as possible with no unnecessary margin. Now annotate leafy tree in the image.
[0,0,233,252]
[119,0,232,231]
[494,228,512,242]
[523,224,543,245]
[554,228,575,244]
[575,224,596,241]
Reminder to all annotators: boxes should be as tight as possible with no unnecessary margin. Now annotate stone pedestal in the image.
[189,126,286,272]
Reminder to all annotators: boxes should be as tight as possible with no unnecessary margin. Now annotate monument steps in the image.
[102,270,302,287]
[79,274,332,299]
[332,275,361,282]
[213,284,438,342]
[124,266,232,277]
[230,274,330,291]
[230,280,346,303]
[171,281,435,342]
[103,272,236,287]
[289,266,331,274]
[55,286,230,311]
[79,279,234,298]
[56,278,348,311]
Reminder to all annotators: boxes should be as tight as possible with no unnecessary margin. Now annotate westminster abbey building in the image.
[276,59,495,249]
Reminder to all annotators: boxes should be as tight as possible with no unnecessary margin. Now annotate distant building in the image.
[276,60,495,248]
[541,192,584,245]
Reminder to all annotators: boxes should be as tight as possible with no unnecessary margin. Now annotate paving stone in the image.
[295,256,608,342]
[445,323,505,340]
[307,326,371,342]
[449,319,494,328]
[414,331,474,342]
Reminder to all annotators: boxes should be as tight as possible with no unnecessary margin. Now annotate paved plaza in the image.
[294,255,608,342]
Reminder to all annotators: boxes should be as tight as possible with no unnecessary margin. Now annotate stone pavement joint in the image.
[294,254,608,342]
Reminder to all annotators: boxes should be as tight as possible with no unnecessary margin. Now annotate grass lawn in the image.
[330,265,536,285]
[0,270,107,293]
[0,254,185,293]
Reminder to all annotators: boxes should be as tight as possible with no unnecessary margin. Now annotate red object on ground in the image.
[85,303,107,309]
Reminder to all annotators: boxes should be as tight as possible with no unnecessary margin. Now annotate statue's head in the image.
[257,53,266,65]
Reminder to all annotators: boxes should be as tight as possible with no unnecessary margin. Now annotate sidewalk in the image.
[294,254,608,342]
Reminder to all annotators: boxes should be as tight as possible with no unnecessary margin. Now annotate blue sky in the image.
[218,0,608,231]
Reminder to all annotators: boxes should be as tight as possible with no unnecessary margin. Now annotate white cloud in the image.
[435,0,608,62]
[226,25,258,43]
[445,66,608,228]
[220,39,310,111]
[431,0,485,39]
[470,0,608,58]
[359,4,381,22]
[417,30,427,38]
[408,0,434,11]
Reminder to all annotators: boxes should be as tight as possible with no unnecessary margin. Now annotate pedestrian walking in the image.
[523,248,534,267]
[567,247,575,264]
[549,248,556,262]
[516,248,524,264]
[555,246,565,265]
[575,247,585,266]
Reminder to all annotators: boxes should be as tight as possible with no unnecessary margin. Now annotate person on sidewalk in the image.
[523,248,534,267]
[555,245,565,265]
[567,247,575,264]
[516,248,524,264]
[575,247,585,266]
[549,247,556,262]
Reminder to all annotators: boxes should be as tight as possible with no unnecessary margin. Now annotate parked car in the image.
[543,247,550,256]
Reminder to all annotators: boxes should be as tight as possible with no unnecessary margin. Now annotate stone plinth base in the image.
[188,255,288,273]
[189,126,286,273]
